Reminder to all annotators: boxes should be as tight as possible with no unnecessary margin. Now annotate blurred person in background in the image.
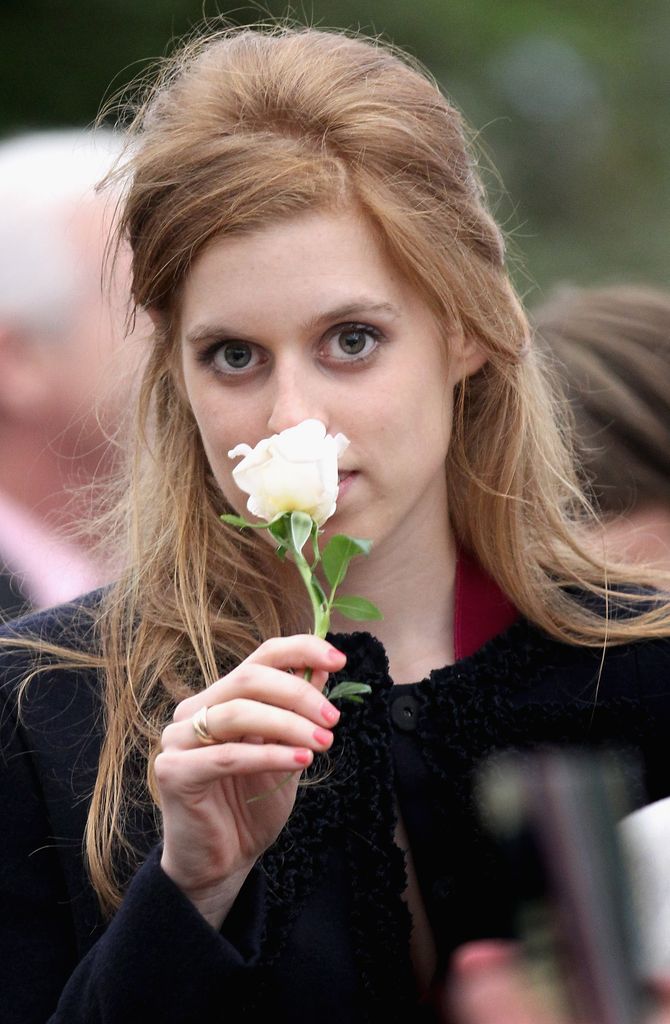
[448,941,670,1024]
[455,284,670,1024]
[0,129,139,617]
[533,284,670,571]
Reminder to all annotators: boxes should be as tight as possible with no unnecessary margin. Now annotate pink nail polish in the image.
[321,701,340,724]
[294,748,312,766]
[313,726,332,747]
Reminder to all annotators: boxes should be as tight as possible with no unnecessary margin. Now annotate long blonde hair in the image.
[11,24,670,914]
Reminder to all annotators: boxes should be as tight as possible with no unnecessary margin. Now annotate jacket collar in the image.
[454,548,518,659]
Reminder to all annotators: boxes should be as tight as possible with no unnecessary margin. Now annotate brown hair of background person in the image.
[533,284,670,567]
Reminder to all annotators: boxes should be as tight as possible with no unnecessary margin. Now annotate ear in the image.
[145,306,164,332]
[0,326,54,422]
[461,333,488,378]
[448,331,487,386]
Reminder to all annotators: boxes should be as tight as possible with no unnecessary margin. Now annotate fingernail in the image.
[320,701,340,724]
[294,748,313,766]
[327,646,345,664]
[313,726,333,747]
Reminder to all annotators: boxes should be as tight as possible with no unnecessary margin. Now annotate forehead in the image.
[178,208,417,329]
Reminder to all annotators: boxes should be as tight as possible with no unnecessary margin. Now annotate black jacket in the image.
[0,563,29,621]
[1,598,670,1023]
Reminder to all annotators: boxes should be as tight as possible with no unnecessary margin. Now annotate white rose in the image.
[228,419,350,526]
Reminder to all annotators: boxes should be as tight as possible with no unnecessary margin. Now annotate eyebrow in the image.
[184,299,400,347]
[303,300,401,331]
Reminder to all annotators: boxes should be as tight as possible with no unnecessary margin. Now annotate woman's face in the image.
[178,208,484,554]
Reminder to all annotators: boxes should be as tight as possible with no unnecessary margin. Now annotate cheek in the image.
[200,439,242,511]
[186,396,256,509]
[199,427,235,487]
[380,376,453,457]
[181,370,222,448]
[182,391,232,485]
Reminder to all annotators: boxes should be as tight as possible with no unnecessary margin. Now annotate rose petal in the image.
[227,442,253,459]
[226,418,348,524]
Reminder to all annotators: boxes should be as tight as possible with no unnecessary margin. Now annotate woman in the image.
[1,25,669,1024]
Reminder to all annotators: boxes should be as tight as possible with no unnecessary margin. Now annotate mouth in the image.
[337,470,357,495]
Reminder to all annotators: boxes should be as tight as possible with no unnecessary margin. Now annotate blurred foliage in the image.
[2,0,668,299]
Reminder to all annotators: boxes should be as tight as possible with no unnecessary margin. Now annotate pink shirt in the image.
[0,490,102,609]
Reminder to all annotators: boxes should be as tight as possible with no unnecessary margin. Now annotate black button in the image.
[391,693,419,732]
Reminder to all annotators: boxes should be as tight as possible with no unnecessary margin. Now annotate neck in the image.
[329,515,457,685]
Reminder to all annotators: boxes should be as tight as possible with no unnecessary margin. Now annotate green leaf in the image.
[331,594,383,621]
[327,681,372,701]
[267,515,290,544]
[221,512,285,531]
[220,513,253,528]
[321,534,372,589]
[290,510,314,555]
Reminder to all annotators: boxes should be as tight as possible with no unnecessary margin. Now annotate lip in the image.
[337,470,358,498]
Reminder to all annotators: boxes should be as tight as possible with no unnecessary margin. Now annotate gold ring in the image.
[192,705,217,746]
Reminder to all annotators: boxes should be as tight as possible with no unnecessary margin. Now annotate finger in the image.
[166,698,336,753]
[174,634,344,721]
[244,635,346,675]
[305,667,329,689]
[174,663,341,727]
[155,742,314,792]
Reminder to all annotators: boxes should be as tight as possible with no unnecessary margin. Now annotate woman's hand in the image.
[155,634,346,928]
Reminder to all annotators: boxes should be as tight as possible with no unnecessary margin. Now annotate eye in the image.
[324,323,381,362]
[209,340,260,374]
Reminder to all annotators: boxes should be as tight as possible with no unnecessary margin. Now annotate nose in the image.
[266,365,325,435]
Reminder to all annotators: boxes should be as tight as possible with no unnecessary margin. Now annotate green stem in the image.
[293,548,325,632]
[323,587,337,626]
[243,517,327,805]
[293,549,324,683]
[310,521,321,572]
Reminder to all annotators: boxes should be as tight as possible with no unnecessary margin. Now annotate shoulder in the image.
[573,585,670,690]
[525,583,670,671]
[474,591,670,702]
[514,608,670,710]
[0,586,105,651]
[0,589,106,744]
[0,588,106,678]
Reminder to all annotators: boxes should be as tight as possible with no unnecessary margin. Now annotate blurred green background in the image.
[2,0,668,301]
